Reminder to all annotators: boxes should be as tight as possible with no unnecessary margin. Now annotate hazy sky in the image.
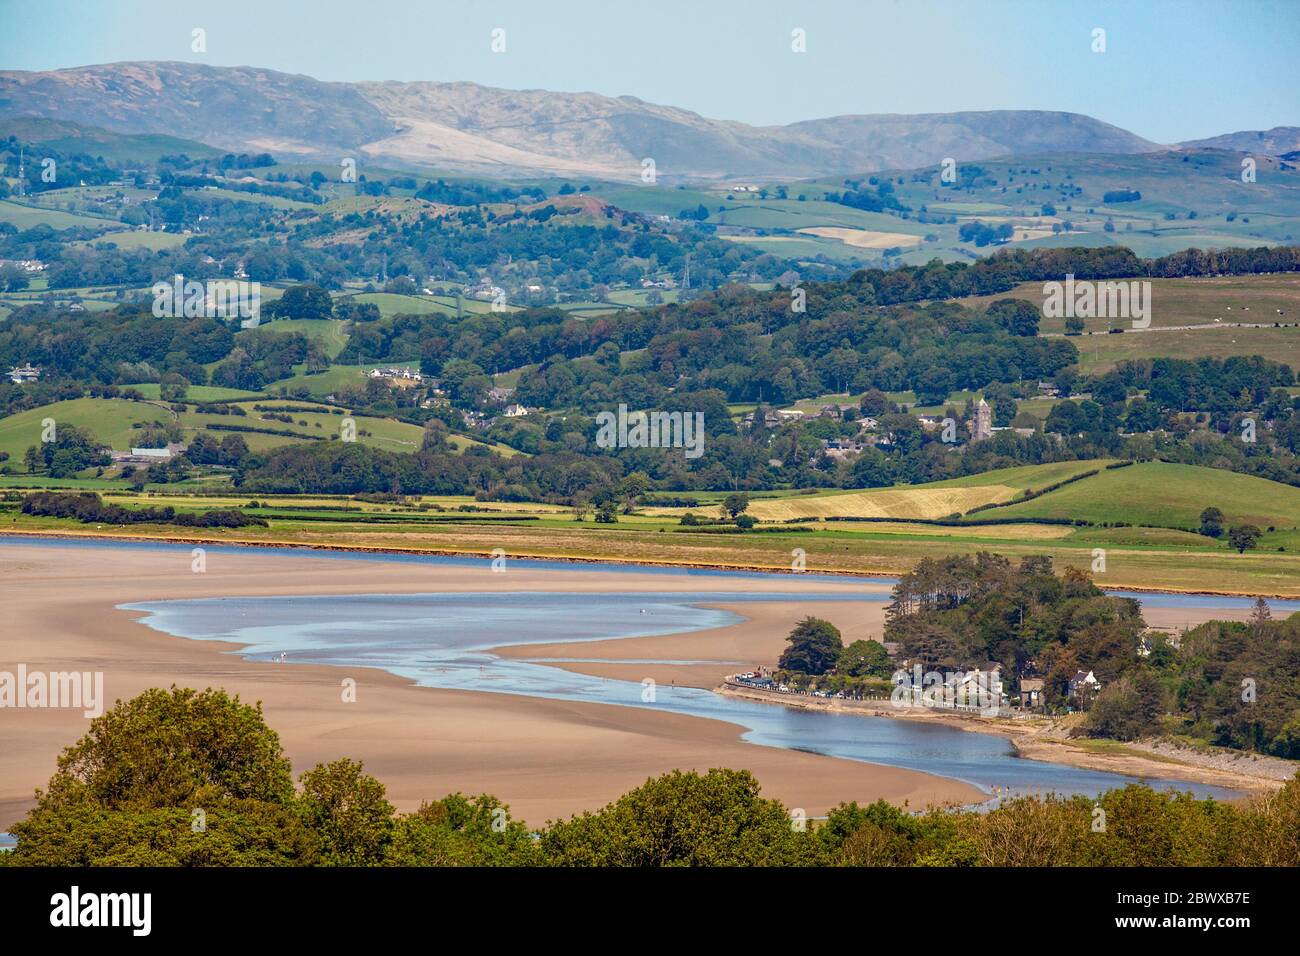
[1,0,1296,142]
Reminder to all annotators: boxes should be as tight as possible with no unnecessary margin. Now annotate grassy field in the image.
[721,233,877,264]
[0,199,120,230]
[243,319,350,359]
[340,291,511,319]
[0,398,169,462]
[743,485,1018,520]
[343,292,455,318]
[956,274,1300,372]
[198,187,319,210]
[264,363,401,396]
[961,274,1300,333]
[972,461,1300,531]
[122,384,265,402]
[83,230,190,251]
[4,508,1296,596]
[1067,326,1300,374]
[605,289,682,307]
[0,395,518,464]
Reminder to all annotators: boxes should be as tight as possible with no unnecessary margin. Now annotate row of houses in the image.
[0,258,46,273]
[367,367,424,387]
[1018,670,1100,709]
[745,406,873,427]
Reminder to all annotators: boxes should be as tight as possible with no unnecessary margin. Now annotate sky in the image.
[0,0,1296,143]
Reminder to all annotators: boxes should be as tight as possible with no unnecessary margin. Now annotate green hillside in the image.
[932,459,1115,492]
[970,461,1300,531]
[0,396,522,470]
[0,116,221,164]
[0,398,166,462]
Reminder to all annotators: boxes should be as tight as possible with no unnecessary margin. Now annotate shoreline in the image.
[716,682,1289,798]
[2,529,1294,600]
[0,540,979,827]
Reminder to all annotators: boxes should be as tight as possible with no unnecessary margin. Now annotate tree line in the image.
[6,687,1297,867]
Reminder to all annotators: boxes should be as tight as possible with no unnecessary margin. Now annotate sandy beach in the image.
[0,539,977,828]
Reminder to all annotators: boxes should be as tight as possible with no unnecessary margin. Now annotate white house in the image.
[1068,670,1101,700]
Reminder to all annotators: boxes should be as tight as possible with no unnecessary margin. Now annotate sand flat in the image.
[495,600,890,688]
[0,540,980,827]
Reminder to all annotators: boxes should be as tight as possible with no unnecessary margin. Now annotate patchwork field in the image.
[642,483,1020,521]
[4,458,1299,595]
[747,485,1019,520]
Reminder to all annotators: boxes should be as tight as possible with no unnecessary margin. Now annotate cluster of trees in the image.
[185,433,252,468]
[20,491,268,529]
[1083,600,1300,758]
[958,221,1015,247]
[1103,189,1142,203]
[0,305,234,384]
[338,288,1071,413]
[8,687,1298,867]
[22,425,110,478]
[0,135,121,194]
[884,553,1147,708]
[832,244,1300,307]
[775,617,894,694]
[239,439,621,499]
[879,553,1300,759]
[824,178,909,214]
[1095,357,1296,418]
[1198,507,1265,553]
[210,328,317,391]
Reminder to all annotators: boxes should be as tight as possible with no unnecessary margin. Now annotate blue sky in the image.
[0,0,1296,142]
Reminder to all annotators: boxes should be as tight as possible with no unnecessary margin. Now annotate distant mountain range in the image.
[0,61,1291,181]
[1177,126,1300,157]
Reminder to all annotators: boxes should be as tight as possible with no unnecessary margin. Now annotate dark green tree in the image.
[1228,524,1262,553]
[778,617,844,675]
[838,639,893,678]
[297,759,395,866]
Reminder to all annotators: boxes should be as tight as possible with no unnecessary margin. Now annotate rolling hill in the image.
[962,461,1300,532]
[639,460,1298,535]
[1,61,1162,182]
[1179,126,1300,155]
[0,396,519,467]
[0,116,221,164]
